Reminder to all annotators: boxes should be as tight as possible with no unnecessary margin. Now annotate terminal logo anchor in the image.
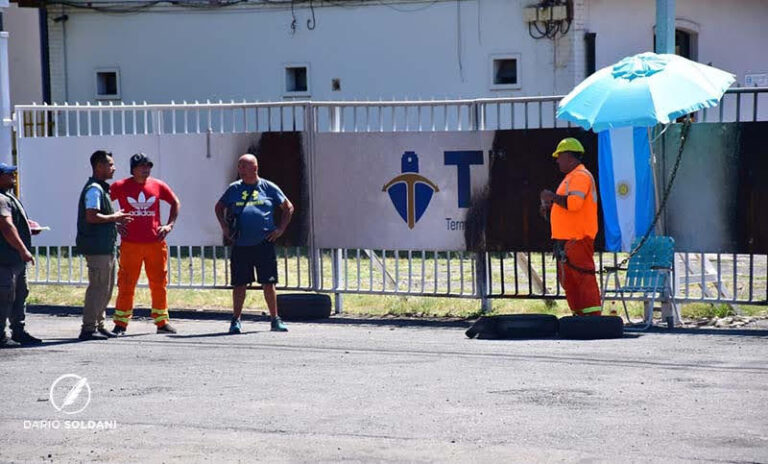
[383,152,439,229]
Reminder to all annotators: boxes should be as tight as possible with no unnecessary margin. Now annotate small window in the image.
[95,68,120,100]
[489,54,521,90]
[284,65,310,96]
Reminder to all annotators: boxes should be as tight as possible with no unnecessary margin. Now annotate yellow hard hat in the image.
[552,138,585,158]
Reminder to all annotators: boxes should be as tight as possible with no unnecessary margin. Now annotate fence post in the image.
[304,102,324,298]
[333,248,343,314]
[475,252,491,313]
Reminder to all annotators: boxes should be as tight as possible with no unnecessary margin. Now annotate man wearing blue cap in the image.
[0,163,42,346]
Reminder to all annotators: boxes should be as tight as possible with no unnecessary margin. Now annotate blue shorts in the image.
[230,242,278,286]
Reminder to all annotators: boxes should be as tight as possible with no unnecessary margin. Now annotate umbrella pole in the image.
[648,126,664,234]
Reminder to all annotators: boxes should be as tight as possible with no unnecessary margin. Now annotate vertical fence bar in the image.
[421,250,426,293]
[732,252,737,303]
[684,252,690,299]
[407,250,413,293]
[433,250,438,294]
[369,250,374,291]
[333,248,343,313]
[201,246,206,287]
[748,254,754,301]
[447,251,452,294]
[188,246,194,287]
[476,252,490,312]
[382,249,387,291]
[356,249,361,291]
[213,245,218,287]
[394,250,400,293]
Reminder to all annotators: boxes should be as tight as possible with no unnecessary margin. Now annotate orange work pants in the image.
[556,238,602,316]
[113,241,169,328]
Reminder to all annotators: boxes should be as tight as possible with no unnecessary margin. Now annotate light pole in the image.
[655,0,676,54]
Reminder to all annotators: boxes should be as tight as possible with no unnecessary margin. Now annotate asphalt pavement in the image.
[1,309,767,464]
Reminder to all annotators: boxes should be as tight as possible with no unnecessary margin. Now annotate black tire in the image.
[466,314,559,339]
[558,316,624,340]
[276,293,332,321]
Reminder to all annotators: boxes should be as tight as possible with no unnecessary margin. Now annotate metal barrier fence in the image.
[15,89,768,310]
[17,88,768,138]
[27,245,768,308]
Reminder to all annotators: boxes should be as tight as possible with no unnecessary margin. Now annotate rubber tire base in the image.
[558,315,624,340]
[276,293,332,321]
[466,314,559,339]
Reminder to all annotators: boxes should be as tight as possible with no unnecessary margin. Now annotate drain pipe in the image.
[39,7,51,104]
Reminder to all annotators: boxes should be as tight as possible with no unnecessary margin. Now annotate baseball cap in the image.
[552,138,585,158]
[130,153,154,171]
[0,163,18,175]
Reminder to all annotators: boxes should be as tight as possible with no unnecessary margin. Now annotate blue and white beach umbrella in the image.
[557,52,734,251]
[557,52,735,132]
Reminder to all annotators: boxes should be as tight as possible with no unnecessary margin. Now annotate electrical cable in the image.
[306,0,315,29]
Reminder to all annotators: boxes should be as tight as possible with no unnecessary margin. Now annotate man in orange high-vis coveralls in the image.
[540,138,602,316]
[110,153,181,334]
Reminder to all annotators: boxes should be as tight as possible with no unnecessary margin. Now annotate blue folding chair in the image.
[601,236,680,330]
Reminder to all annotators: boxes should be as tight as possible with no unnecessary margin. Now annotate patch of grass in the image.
[29,284,712,320]
[682,302,767,319]
[25,248,768,320]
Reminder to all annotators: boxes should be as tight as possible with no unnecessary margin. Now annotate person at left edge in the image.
[110,153,181,335]
[0,163,42,347]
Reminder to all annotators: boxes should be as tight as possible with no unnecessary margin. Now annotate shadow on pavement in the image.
[168,331,260,339]
[26,305,768,337]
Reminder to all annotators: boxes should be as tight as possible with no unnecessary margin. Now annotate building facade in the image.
[9,0,768,105]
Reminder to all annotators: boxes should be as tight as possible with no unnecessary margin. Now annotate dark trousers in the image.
[0,263,29,333]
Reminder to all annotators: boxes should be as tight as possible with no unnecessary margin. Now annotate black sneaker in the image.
[156,324,177,334]
[78,330,108,341]
[97,327,117,338]
[11,331,42,345]
[112,325,127,336]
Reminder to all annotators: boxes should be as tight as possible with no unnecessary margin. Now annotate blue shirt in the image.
[219,179,287,246]
[84,185,102,210]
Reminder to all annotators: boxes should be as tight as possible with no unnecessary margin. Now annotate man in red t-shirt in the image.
[110,153,181,334]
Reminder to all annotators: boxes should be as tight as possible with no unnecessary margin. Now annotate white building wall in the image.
[5,3,42,105]
[48,0,575,104]
[585,0,768,86]
[35,0,768,105]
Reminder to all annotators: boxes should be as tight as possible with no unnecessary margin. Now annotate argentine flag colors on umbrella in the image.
[598,127,655,252]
